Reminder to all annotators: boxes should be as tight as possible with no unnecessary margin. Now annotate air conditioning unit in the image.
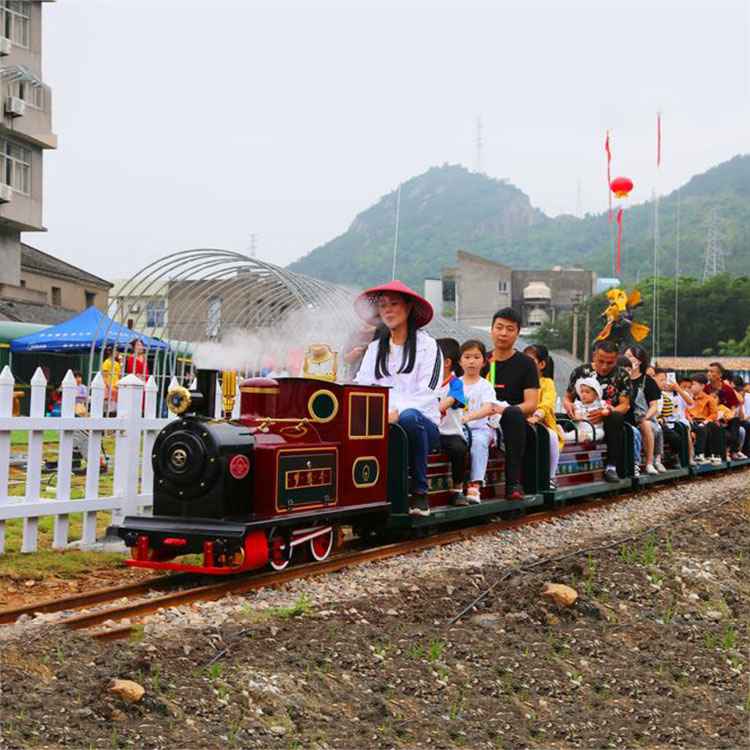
[4,97,25,117]
[0,38,11,56]
[0,184,12,203]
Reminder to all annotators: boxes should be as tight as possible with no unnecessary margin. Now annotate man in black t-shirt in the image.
[563,340,631,482]
[485,307,540,500]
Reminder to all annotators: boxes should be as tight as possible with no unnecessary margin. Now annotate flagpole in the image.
[391,183,402,281]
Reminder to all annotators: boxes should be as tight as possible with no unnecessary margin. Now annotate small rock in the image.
[541,583,579,606]
[469,613,501,629]
[108,679,145,703]
[270,626,279,637]
[705,610,722,621]
[386,609,399,616]
[15,613,30,623]
[269,724,287,736]
[24,580,36,587]
[504,611,530,623]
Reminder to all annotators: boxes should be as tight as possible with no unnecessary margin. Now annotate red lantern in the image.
[610,176,633,199]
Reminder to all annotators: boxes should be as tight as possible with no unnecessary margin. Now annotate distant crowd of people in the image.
[45,338,150,417]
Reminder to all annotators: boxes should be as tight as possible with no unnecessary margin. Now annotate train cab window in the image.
[349,393,386,439]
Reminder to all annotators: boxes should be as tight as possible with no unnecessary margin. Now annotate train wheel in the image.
[268,527,291,571]
[309,527,334,562]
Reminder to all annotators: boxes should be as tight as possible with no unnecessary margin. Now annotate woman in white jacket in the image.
[354,280,442,517]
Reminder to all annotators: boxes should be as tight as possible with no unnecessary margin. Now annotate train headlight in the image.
[167,386,192,415]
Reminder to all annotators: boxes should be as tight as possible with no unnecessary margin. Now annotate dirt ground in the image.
[1,497,748,749]
[0,563,154,612]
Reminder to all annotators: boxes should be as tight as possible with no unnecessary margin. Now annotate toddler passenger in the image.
[436,339,468,506]
[652,368,684,468]
[460,340,498,504]
[74,371,88,417]
[563,377,608,443]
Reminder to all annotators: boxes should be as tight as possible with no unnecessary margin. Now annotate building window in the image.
[1,1,30,47]
[497,280,508,293]
[8,80,44,109]
[51,286,61,306]
[0,138,31,194]
[19,278,25,287]
[146,299,165,327]
[206,297,221,337]
[442,279,456,302]
[85,291,96,308]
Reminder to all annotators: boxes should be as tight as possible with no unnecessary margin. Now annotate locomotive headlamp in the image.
[167,386,192,415]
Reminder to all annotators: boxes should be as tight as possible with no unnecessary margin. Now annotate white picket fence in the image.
[0,366,174,554]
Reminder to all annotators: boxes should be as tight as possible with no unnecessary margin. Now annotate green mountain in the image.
[288,155,750,288]
[288,164,548,287]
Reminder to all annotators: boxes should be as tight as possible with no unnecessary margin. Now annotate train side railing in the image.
[0,366,172,554]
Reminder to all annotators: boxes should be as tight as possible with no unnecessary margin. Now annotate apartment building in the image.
[438,250,596,331]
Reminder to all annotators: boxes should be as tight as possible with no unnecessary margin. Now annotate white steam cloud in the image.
[191,297,375,378]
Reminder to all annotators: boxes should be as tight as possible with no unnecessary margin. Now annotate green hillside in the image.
[289,155,750,289]
[288,164,548,287]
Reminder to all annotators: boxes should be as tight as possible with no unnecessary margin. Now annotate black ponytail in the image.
[374,308,418,378]
[524,343,555,379]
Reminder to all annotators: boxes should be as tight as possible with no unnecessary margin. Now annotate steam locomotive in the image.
[115,368,747,575]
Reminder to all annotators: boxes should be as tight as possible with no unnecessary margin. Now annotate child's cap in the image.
[575,376,603,400]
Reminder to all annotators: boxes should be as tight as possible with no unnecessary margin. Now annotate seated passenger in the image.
[484,308,539,501]
[707,362,742,460]
[562,377,607,444]
[459,340,498,504]
[732,375,750,458]
[436,338,468,507]
[652,368,684,468]
[523,344,563,489]
[564,341,631,483]
[354,280,442,518]
[624,345,664,475]
[687,373,722,465]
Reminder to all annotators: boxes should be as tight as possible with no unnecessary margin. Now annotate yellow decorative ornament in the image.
[595,287,650,347]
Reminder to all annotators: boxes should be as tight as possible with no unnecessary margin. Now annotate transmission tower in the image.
[702,209,726,281]
[575,180,583,218]
[474,116,484,173]
[248,233,257,259]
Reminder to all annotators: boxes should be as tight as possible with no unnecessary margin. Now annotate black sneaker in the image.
[506,484,524,501]
[409,493,430,517]
[604,468,620,483]
[450,491,469,507]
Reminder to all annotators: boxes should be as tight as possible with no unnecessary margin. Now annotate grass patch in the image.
[0,548,126,580]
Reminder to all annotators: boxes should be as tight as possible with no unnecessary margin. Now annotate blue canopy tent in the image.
[10,306,169,353]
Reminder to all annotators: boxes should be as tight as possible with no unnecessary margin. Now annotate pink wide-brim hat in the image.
[354,279,434,328]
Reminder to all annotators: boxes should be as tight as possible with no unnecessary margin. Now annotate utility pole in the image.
[702,208,726,281]
[474,116,484,174]
[571,301,580,360]
[583,302,590,360]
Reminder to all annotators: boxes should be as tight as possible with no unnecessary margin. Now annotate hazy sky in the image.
[34,0,749,279]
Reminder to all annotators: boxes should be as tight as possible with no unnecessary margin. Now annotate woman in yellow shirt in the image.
[524,344,563,489]
[101,346,121,415]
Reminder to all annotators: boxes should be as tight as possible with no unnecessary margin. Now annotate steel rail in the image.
[0,571,197,625]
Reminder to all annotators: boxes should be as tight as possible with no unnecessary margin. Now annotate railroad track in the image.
[0,490,646,642]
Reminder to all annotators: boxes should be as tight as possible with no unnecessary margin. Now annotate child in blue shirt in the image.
[437,339,468,506]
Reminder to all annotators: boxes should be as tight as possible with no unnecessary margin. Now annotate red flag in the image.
[616,207,623,273]
[606,131,612,221]
[657,115,662,167]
